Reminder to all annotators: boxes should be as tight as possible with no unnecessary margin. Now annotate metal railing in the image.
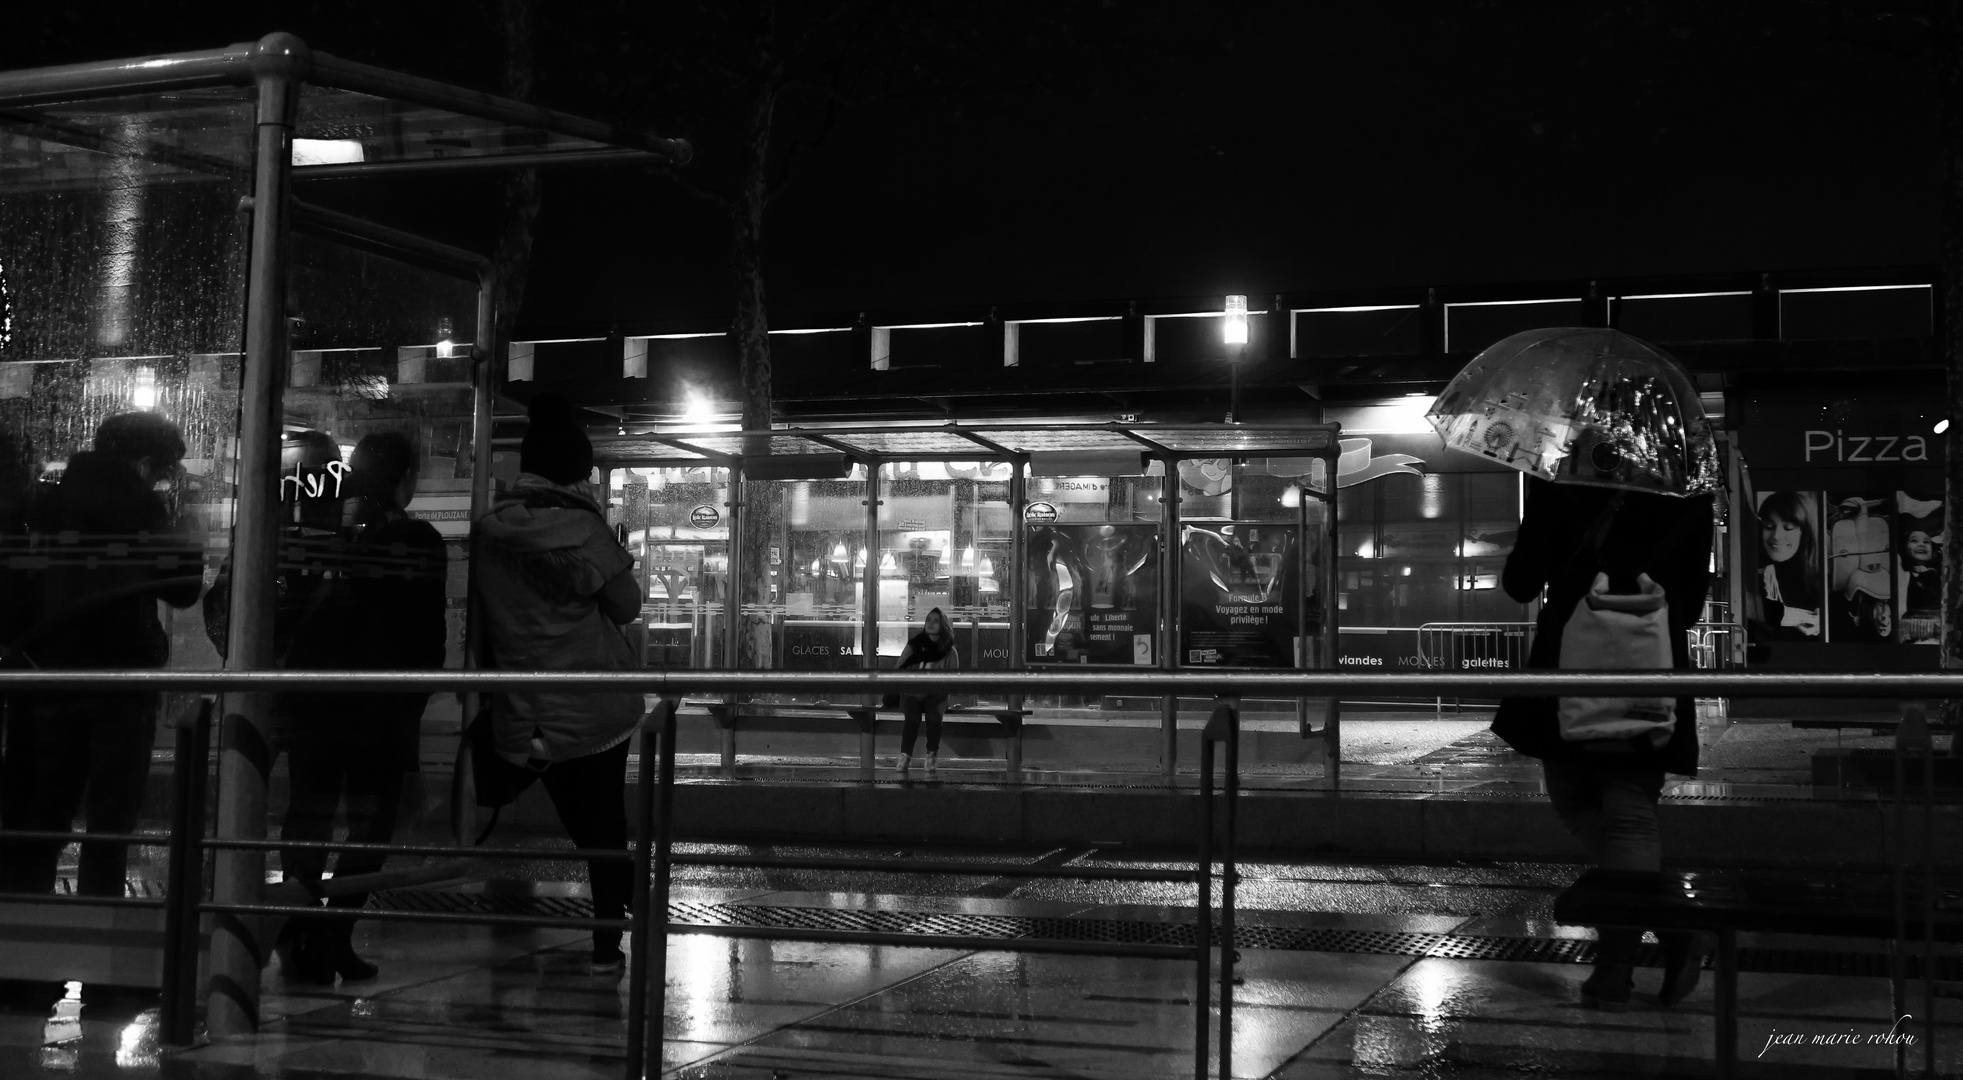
[1416,622,1534,717]
[0,667,1955,1080]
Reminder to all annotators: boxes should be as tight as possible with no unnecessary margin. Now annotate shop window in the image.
[1613,292,1754,342]
[1293,306,1421,358]
[1011,317,1126,367]
[1336,470,1526,627]
[1780,285,1932,341]
[625,467,734,671]
[1444,299,1582,353]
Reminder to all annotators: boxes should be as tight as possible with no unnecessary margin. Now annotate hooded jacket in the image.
[25,451,202,669]
[471,474,642,764]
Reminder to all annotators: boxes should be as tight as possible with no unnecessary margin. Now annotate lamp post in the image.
[1224,294,1248,423]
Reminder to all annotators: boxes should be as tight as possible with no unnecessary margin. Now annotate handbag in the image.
[461,701,549,843]
[1557,572,1677,743]
[1553,495,1700,747]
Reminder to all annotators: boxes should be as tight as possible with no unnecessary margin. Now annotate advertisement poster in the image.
[1179,523,1300,667]
[1826,492,1896,643]
[1895,491,1942,645]
[1025,523,1160,665]
[1749,491,1824,642]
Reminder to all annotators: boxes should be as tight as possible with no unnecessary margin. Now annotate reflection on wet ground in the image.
[1,842,1956,1078]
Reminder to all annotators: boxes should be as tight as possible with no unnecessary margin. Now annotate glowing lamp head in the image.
[435,317,454,359]
[130,367,157,409]
[1223,295,1248,347]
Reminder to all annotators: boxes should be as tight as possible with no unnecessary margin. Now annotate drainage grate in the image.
[366,889,1963,979]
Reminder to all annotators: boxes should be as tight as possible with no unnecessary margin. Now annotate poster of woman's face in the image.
[1827,493,1895,644]
[1895,491,1943,645]
[1753,491,1822,641]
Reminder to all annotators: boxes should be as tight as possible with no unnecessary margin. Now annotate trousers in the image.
[541,739,632,956]
[1542,756,1665,964]
[279,694,425,912]
[900,694,947,755]
[0,693,157,896]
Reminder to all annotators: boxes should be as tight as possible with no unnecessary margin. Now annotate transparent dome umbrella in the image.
[1425,327,1722,497]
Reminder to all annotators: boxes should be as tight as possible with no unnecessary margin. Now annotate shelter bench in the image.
[684,700,1031,780]
[1554,868,1963,1079]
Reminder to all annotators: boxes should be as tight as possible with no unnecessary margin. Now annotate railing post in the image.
[207,33,308,1040]
[643,696,679,1079]
[1218,697,1239,1077]
[623,701,662,1080]
[1194,725,1213,1080]
[160,697,213,1046]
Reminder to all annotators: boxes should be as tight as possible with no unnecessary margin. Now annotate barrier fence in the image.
[0,668,1953,1080]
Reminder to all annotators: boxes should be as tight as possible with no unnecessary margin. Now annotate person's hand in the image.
[1781,606,1819,635]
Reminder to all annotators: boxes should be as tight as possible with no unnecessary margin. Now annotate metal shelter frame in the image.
[0,31,689,1038]
[584,421,1347,774]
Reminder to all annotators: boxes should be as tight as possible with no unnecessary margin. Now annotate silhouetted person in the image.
[471,393,643,975]
[277,432,446,984]
[894,607,960,774]
[1494,477,1714,1011]
[1,413,201,895]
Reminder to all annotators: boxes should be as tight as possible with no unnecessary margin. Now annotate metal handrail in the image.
[3,667,1948,1077]
[3,669,1960,696]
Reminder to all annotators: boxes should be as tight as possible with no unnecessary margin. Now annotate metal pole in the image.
[861,464,881,670]
[1162,455,1179,780]
[207,32,308,1039]
[723,464,744,676]
[159,698,212,1045]
[1194,731,1212,1080]
[1322,466,1342,786]
[177,701,213,1041]
[1008,462,1027,745]
[1218,697,1240,1078]
[623,705,658,1080]
[643,698,679,1079]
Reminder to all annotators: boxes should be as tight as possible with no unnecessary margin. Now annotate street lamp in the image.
[1224,294,1248,423]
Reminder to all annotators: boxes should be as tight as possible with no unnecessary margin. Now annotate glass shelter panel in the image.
[879,462,1014,693]
[267,235,481,752]
[0,105,250,889]
[625,467,732,670]
[0,133,249,663]
[748,473,868,700]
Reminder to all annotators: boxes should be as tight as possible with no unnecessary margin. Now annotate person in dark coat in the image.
[276,432,447,984]
[1492,476,1714,1010]
[0,413,202,895]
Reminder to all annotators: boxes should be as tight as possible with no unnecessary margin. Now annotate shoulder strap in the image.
[1559,493,1625,579]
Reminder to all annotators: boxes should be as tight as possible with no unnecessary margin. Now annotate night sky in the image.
[3,3,1943,335]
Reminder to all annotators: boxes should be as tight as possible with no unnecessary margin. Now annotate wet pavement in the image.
[1,841,1957,1078]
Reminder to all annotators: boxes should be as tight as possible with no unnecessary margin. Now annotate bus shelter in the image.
[0,33,686,1036]
[583,422,1345,762]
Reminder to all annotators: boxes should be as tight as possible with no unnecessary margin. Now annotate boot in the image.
[1580,963,1633,1011]
[276,922,336,986]
[318,919,379,982]
[897,752,912,774]
[925,752,938,773]
[1658,932,1705,1006]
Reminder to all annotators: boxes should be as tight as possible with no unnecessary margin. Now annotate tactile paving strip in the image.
[367,889,1963,978]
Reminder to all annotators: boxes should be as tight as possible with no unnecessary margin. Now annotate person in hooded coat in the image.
[1493,476,1713,1011]
[893,607,960,774]
[276,432,447,984]
[1,413,202,895]
[469,394,643,974]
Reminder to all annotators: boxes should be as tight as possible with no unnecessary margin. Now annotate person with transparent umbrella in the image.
[1429,328,1722,1011]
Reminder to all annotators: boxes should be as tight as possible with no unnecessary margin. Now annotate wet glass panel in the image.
[0,115,249,892]
[879,462,1014,704]
[745,475,868,701]
[629,466,731,671]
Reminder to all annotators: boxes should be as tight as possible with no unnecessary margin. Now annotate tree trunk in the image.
[734,66,778,669]
[492,0,542,349]
[733,82,775,432]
